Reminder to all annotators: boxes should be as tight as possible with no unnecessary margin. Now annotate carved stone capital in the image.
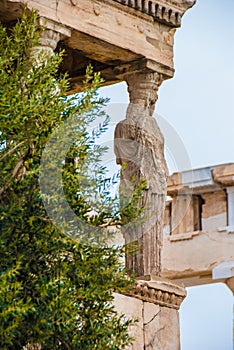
[32,18,71,58]
[40,29,61,51]
[125,71,164,116]
[31,28,62,62]
[127,277,186,310]
[23,344,41,350]
[31,29,61,65]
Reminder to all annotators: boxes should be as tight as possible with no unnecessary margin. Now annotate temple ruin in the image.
[162,162,234,290]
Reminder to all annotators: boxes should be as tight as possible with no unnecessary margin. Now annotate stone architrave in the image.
[114,71,168,277]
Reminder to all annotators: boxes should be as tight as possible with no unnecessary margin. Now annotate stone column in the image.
[227,187,234,226]
[213,264,234,349]
[171,193,194,234]
[114,71,168,277]
[16,23,65,183]
[227,277,234,350]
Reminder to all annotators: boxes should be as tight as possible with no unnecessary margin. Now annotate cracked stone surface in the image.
[114,292,181,350]
[113,293,144,350]
[144,307,180,350]
[143,302,160,325]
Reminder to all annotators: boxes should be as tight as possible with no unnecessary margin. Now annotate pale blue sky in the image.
[100,0,234,348]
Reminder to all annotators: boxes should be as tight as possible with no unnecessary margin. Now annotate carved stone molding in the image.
[112,0,195,27]
[23,344,41,350]
[127,278,186,309]
[66,0,195,27]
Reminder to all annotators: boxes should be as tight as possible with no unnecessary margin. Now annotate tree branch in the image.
[0,141,25,162]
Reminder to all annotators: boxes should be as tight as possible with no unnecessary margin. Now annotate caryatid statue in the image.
[114,71,168,278]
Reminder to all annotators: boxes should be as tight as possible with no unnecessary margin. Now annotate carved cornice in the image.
[126,278,186,309]
[112,0,195,27]
[212,163,234,186]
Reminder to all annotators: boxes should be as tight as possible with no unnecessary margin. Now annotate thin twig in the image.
[0,141,25,162]
[57,336,72,350]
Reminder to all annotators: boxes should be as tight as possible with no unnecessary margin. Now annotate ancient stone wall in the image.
[162,163,234,287]
[201,190,227,231]
[114,278,186,350]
